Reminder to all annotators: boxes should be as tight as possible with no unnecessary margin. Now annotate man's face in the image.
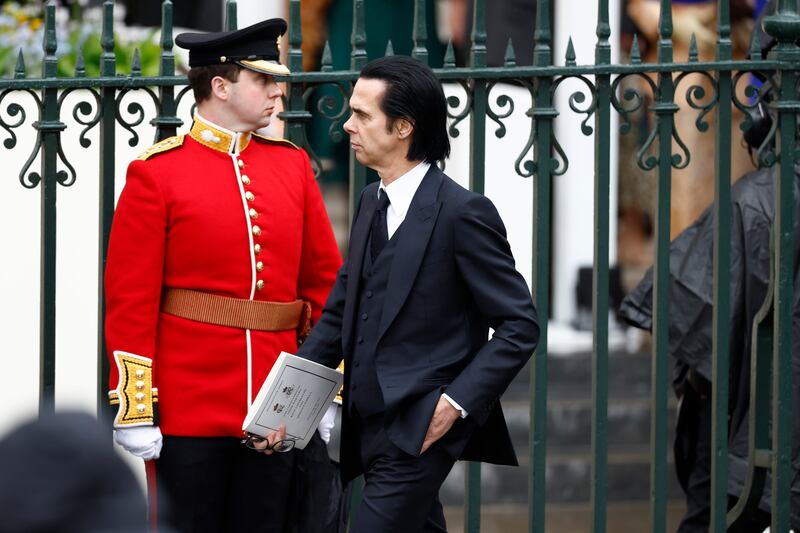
[343,78,404,171]
[225,69,283,131]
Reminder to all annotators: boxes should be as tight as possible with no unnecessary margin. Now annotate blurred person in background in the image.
[0,411,152,533]
[619,7,800,529]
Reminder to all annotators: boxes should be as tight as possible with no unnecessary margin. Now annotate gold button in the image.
[238,160,245,168]
[135,369,145,379]
[256,261,264,272]
[254,244,262,254]
[256,280,265,290]
[241,175,250,185]
[245,191,255,202]
[249,208,259,219]
[137,403,147,413]
[252,225,261,236]
[135,380,145,390]
[135,392,145,401]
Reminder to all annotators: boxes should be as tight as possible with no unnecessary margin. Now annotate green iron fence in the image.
[4,0,798,531]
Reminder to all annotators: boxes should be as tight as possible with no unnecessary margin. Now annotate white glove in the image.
[114,426,163,460]
[317,403,338,445]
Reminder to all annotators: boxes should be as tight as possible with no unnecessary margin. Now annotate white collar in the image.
[378,161,431,218]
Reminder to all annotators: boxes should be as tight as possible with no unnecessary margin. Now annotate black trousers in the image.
[152,436,296,533]
[349,413,457,533]
[675,387,770,533]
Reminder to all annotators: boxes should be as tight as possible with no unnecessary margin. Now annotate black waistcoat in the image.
[348,225,402,418]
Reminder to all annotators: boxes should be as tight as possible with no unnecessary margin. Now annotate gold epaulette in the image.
[109,351,159,427]
[137,135,185,161]
[251,133,299,150]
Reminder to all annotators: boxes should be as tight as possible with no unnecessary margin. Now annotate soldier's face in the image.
[227,69,283,130]
[344,78,405,172]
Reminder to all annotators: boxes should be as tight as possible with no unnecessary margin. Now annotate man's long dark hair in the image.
[359,56,451,164]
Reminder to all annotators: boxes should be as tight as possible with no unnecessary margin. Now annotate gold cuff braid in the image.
[334,360,344,405]
[109,351,159,428]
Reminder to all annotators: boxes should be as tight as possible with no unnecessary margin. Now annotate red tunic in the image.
[105,116,342,437]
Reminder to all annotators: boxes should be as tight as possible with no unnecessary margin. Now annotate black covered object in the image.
[0,412,148,533]
[284,432,345,533]
[618,167,800,526]
[175,19,289,76]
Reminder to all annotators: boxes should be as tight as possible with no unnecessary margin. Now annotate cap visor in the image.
[238,59,290,77]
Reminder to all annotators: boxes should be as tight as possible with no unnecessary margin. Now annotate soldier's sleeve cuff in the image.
[109,350,159,428]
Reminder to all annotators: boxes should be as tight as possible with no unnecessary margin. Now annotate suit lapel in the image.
[377,166,444,341]
[342,185,379,354]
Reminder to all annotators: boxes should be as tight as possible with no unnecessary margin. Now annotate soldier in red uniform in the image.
[104,18,342,533]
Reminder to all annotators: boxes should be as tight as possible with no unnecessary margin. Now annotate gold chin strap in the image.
[109,351,159,428]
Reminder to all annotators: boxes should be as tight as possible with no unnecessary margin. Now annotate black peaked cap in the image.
[176,18,289,76]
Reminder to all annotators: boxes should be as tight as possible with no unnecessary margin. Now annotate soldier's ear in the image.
[210,76,230,101]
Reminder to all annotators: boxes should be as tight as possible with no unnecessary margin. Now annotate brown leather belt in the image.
[161,288,311,339]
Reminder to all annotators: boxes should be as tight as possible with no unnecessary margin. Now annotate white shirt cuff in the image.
[442,393,468,418]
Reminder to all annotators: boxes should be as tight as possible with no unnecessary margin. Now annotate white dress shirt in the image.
[377,161,468,419]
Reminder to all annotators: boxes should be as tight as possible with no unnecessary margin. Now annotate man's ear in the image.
[210,76,230,101]
[395,118,414,140]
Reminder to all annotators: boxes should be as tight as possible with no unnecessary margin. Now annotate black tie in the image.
[370,190,391,262]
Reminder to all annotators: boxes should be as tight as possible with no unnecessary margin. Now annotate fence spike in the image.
[161,0,174,50]
[688,33,698,62]
[596,0,611,48]
[657,0,673,62]
[470,0,486,67]
[443,40,456,68]
[631,34,642,64]
[385,40,395,57]
[565,37,576,66]
[160,0,175,77]
[43,0,57,78]
[75,47,86,77]
[504,37,516,67]
[596,0,611,66]
[101,0,115,75]
[534,0,552,66]
[749,32,761,59]
[225,0,237,31]
[14,49,25,79]
[321,40,333,71]
[350,0,367,70]
[131,48,141,76]
[287,0,302,73]
[412,0,428,63]
[101,1,114,53]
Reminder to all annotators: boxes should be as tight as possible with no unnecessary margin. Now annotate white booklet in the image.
[242,351,343,450]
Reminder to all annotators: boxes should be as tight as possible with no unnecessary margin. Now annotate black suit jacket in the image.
[298,165,539,482]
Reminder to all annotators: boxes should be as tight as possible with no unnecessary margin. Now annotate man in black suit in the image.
[262,55,539,532]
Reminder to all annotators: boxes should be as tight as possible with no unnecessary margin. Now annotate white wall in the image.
[236,0,284,27]
[552,0,620,324]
